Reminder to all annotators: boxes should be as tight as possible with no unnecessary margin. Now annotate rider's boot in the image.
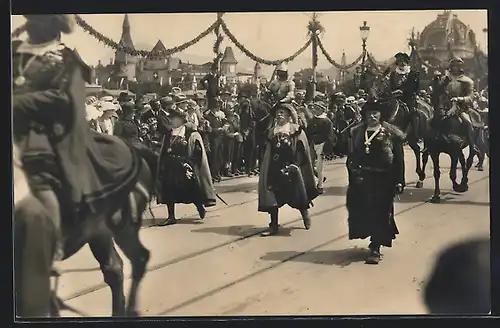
[33,190,64,263]
[461,112,480,154]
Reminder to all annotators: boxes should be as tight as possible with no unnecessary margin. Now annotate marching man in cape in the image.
[388,52,420,136]
[268,62,295,104]
[156,107,216,226]
[431,56,479,154]
[346,100,405,264]
[258,103,319,236]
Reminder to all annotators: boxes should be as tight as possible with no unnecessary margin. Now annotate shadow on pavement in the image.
[215,182,258,194]
[259,247,370,267]
[191,225,261,237]
[322,185,347,197]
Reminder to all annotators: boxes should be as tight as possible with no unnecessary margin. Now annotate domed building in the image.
[415,10,487,89]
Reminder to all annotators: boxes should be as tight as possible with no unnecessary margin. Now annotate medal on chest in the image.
[364,126,382,154]
[14,76,26,86]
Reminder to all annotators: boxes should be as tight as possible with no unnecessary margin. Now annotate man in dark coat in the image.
[203,103,227,182]
[200,63,220,110]
[258,103,318,236]
[238,89,257,175]
[346,100,405,264]
[389,52,420,135]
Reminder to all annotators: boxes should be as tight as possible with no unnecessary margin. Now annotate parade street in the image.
[55,147,489,317]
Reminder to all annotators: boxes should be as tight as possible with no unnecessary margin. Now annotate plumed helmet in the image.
[276,62,288,72]
[24,14,76,34]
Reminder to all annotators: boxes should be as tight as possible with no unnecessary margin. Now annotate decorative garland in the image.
[219,19,312,66]
[74,14,219,58]
[317,37,364,70]
[212,13,224,69]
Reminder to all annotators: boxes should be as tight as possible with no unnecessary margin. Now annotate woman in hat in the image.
[156,108,216,226]
[258,103,318,236]
[346,100,405,264]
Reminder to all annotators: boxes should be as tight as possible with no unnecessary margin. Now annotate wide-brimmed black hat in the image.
[360,99,382,116]
[24,14,75,34]
[394,52,410,63]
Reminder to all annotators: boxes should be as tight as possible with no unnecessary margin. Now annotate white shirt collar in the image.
[17,39,64,56]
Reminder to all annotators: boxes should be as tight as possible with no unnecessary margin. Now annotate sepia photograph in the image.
[11,9,490,318]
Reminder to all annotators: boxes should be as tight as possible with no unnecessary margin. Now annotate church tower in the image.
[220,46,238,78]
[114,14,137,82]
[337,51,347,85]
[253,61,262,84]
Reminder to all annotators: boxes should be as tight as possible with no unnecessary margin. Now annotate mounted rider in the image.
[432,56,479,153]
[268,62,296,104]
[388,52,420,134]
[12,15,142,262]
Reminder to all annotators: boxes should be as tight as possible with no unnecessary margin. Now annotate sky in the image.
[11,10,488,76]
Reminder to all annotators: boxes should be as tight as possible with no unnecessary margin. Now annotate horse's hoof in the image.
[454,183,468,193]
[477,166,484,171]
[415,181,424,188]
[430,195,441,203]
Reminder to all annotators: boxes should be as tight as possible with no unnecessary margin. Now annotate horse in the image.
[15,145,156,317]
[418,97,477,203]
[367,73,433,188]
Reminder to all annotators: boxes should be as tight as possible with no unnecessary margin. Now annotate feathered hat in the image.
[360,99,382,117]
[271,103,298,124]
[24,14,76,34]
[394,52,410,63]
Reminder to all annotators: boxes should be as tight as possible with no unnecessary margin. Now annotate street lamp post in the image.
[360,21,370,68]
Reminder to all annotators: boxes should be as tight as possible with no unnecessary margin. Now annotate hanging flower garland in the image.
[212,13,224,68]
[220,19,312,66]
[74,14,219,58]
[307,14,324,69]
[317,37,364,70]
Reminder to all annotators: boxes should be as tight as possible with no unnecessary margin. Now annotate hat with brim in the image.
[448,56,464,66]
[169,108,187,121]
[24,14,76,34]
[160,96,174,105]
[271,103,298,124]
[357,98,367,107]
[394,52,410,63]
[311,101,327,112]
[85,104,102,121]
[193,93,205,101]
[99,101,117,112]
[221,90,231,96]
[360,100,382,116]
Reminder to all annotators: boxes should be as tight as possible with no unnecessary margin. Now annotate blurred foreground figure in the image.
[424,237,490,314]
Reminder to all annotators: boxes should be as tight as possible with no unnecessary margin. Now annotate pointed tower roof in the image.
[116,14,136,64]
[221,46,238,64]
[119,14,135,50]
[147,40,168,59]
